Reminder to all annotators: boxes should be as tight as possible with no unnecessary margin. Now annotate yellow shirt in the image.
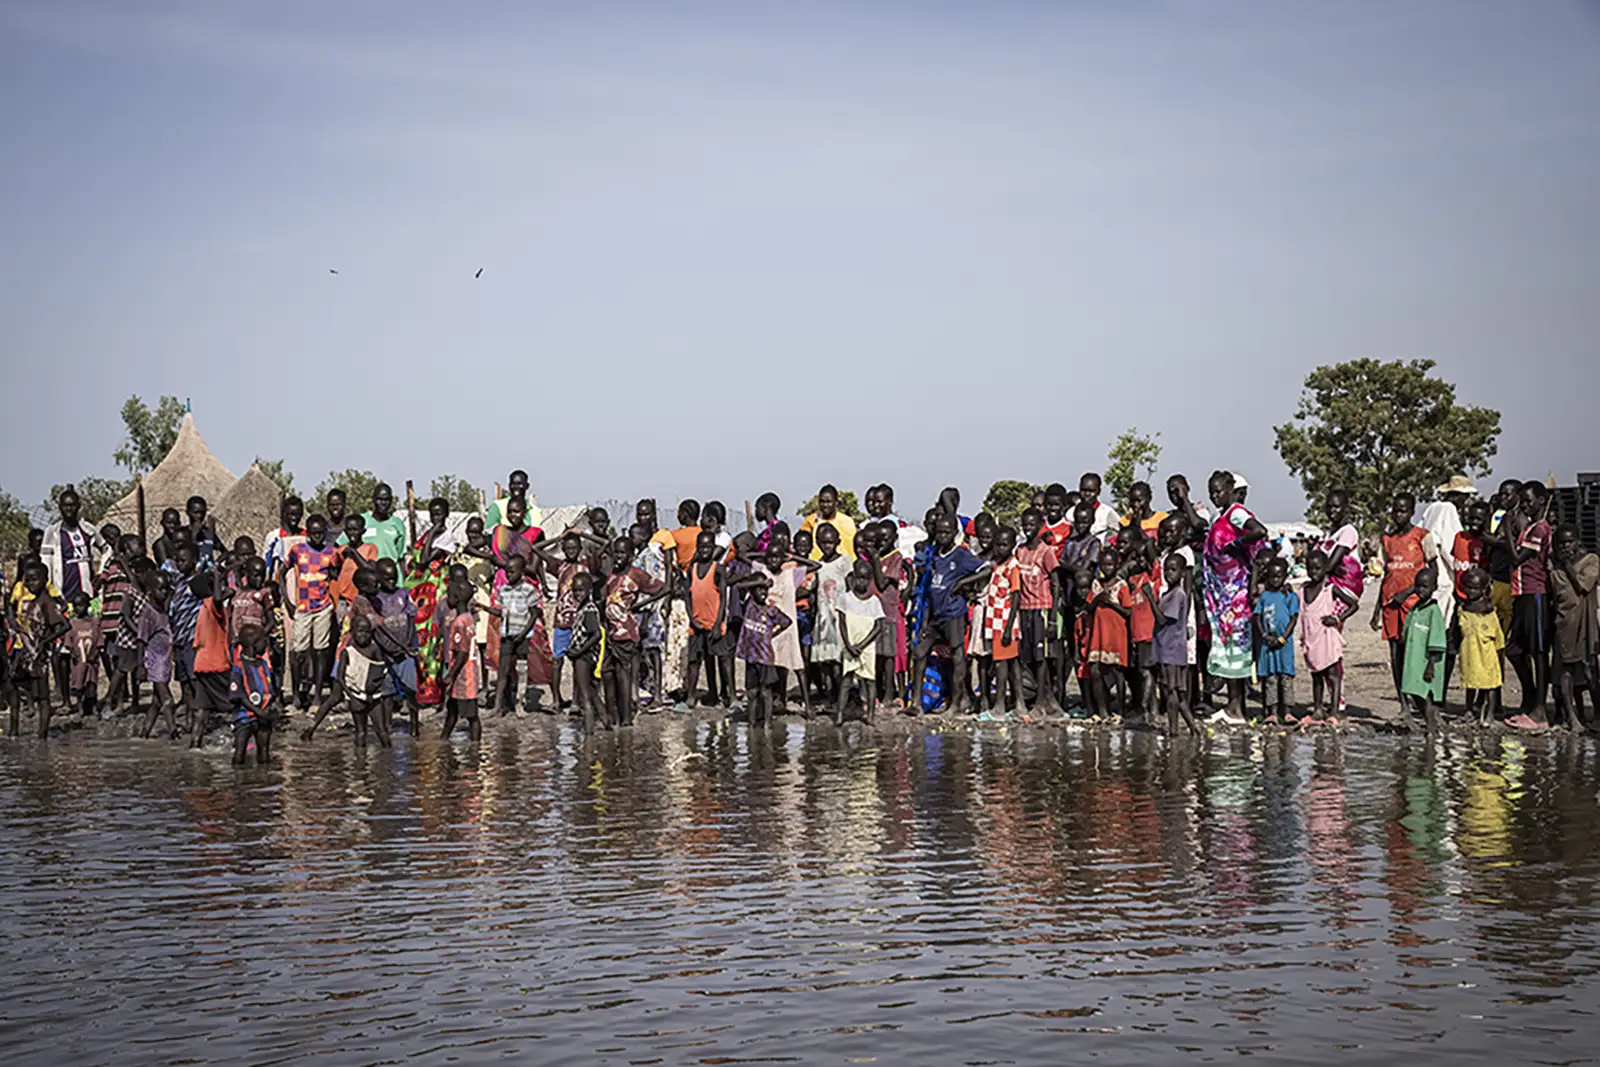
[1458,608,1504,690]
[801,511,857,561]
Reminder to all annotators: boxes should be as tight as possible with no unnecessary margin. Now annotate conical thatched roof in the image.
[215,464,283,548]
[104,413,238,536]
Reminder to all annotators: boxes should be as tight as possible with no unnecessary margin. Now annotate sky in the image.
[2,1,1597,523]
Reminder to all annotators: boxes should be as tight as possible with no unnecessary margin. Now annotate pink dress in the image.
[1298,582,1345,673]
[1318,523,1364,599]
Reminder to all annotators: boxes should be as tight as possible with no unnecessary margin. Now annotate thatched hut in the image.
[215,464,284,549]
[103,413,238,540]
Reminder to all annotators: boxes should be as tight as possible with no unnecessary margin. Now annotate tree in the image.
[311,469,382,512]
[42,477,132,527]
[1105,428,1162,512]
[796,490,864,521]
[0,488,33,563]
[254,457,296,496]
[430,474,483,514]
[113,395,186,476]
[1274,358,1501,532]
[982,480,1041,527]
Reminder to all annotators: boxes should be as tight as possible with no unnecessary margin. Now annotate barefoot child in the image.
[836,560,885,724]
[1371,492,1439,706]
[1253,557,1298,723]
[301,611,390,747]
[564,572,605,727]
[7,563,68,738]
[807,523,853,711]
[1081,551,1132,719]
[489,554,540,718]
[1456,567,1504,726]
[911,515,990,716]
[66,592,101,717]
[601,536,670,727]
[230,624,276,766]
[439,576,482,742]
[736,573,791,727]
[1399,567,1448,733]
[977,525,1024,720]
[1015,508,1061,716]
[1153,554,1197,735]
[136,570,177,741]
[684,531,734,709]
[1298,548,1360,725]
[1550,524,1598,731]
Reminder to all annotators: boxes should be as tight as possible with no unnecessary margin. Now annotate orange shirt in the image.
[194,597,231,674]
[333,542,380,603]
[670,526,702,570]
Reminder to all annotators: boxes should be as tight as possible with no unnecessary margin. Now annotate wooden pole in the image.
[136,477,147,549]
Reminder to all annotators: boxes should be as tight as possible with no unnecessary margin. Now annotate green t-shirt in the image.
[1400,599,1447,701]
[362,512,410,563]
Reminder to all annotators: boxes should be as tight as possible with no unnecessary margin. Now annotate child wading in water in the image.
[836,560,885,724]
[439,574,482,741]
[977,524,1024,720]
[1152,554,1198,735]
[8,562,68,738]
[1297,548,1359,725]
[1456,566,1504,727]
[1550,524,1599,731]
[1252,557,1299,723]
[1398,567,1448,734]
[564,572,605,727]
[230,624,275,766]
[301,609,392,747]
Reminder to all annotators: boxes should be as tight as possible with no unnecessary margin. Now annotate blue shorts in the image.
[379,657,417,698]
[552,627,572,659]
[173,644,196,683]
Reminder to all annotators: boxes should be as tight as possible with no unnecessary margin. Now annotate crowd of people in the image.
[4,466,1597,764]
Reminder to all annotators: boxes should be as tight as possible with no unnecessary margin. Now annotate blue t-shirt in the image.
[927,545,984,623]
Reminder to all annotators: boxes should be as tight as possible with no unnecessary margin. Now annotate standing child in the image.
[1549,524,1598,731]
[977,525,1023,721]
[1015,508,1061,716]
[1081,551,1132,719]
[1152,554,1197,735]
[1056,502,1103,708]
[7,563,68,738]
[736,573,791,727]
[286,515,342,711]
[439,576,482,742]
[1123,528,1159,720]
[229,624,276,766]
[858,522,906,707]
[1456,567,1504,726]
[910,515,989,716]
[754,542,821,717]
[489,554,540,719]
[601,536,670,727]
[1253,557,1299,723]
[300,611,390,747]
[564,572,606,728]
[533,529,605,709]
[808,523,853,711]
[1297,549,1360,725]
[1370,492,1439,706]
[187,571,236,749]
[1399,567,1448,733]
[836,560,885,724]
[66,592,101,717]
[683,532,733,709]
[1500,481,1554,728]
[136,570,177,741]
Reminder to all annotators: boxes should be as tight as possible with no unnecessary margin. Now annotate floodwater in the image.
[2,722,1598,1064]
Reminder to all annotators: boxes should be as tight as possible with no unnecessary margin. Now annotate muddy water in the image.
[2,722,1598,1064]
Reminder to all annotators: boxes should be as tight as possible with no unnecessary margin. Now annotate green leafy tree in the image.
[42,477,132,527]
[796,490,864,521]
[312,469,382,513]
[0,488,33,563]
[982,480,1041,527]
[113,395,186,476]
[1274,358,1501,532]
[253,457,296,496]
[1105,428,1163,512]
[430,474,483,514]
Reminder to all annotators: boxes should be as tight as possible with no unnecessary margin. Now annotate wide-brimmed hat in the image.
[1436,474,1479,497]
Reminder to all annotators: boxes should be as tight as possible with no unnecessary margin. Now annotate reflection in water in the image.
[2,725,1599,1064]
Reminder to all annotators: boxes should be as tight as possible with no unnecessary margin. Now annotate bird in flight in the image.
[329,269,339,275]
[475,268,483,279]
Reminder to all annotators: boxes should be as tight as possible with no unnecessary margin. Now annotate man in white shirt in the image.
[1078,472,1121,544]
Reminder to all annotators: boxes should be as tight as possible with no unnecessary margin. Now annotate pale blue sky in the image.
[2,1,1597,521]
